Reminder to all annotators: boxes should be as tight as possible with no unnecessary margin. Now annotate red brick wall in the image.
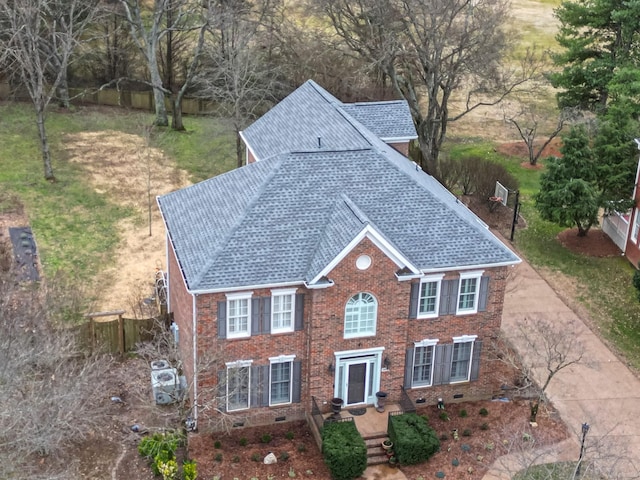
[193,287,309,430]
[172,235,509,430]
[167,244,195,406]
[626,208,640,268]
[388,142,410,156]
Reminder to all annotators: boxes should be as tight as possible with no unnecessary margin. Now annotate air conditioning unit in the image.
[151,359,170,370]
[151,361,182,405]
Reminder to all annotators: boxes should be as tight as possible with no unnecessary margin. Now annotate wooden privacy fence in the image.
[76,310,159,354]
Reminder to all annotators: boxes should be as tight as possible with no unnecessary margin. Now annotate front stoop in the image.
[364,433,390,466]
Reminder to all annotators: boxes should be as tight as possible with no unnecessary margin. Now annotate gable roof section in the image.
[158,147,520,292]
[241,80,417,160]
[240,81,372,160]
[339,101,417,141]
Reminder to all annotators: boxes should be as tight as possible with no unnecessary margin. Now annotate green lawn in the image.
[0,102,235,289]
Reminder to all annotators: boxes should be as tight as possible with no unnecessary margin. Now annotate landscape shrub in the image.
[437,155,519,201]
[137,432,183,476]
[183,460,197,480]
[388,413,440,465]
[321,421,367,480]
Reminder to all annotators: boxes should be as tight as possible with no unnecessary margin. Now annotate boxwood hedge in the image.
[388,413,440,465]
[322,421,367,480]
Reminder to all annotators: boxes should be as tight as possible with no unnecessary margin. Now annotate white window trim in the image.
[270,288,297,334]
[632,209,640,243]
[226,292,253,339]
[225,359,253,411]
[456,270,484,315]
[450,335,477,384]
[268,354,296,406]
[344,292,378,339]
[417,274,445,319]
[412,338,438,388]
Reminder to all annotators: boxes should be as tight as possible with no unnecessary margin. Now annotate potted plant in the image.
[381,439,393,451]
[330,397,343,415]
[388,456,398,467]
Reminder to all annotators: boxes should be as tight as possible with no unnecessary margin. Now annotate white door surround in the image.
[333,347,384,406]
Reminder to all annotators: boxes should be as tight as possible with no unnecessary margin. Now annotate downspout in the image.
[192,293,198,428]
[165,233,171,312]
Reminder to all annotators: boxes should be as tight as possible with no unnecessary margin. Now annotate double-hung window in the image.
[450,335,477,382]
[226,292,252,338]
[412,339,438,387]
[457,271,484,314]
[344,292,377,338]
[269,355,295,405]
[271,289,296,334]
[418,275,444,318]
[226,360,252,411]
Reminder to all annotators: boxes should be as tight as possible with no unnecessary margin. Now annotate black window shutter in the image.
[470,340,482,381]
[251,298,261,335]
[433,344,453,385]
[217,369,226,412]
[262,297,271,334]
[292,360,302,403]
[439,280,456,315]
[404,348,414,388]
[217,301,227,339]
[409,283,419,319]
[261,365,270,406]
[294,293,305,331]
[478,277,490,312]
[250,365,261,408]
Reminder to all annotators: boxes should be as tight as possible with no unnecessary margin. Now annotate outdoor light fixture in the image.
[383,356,391,369]
[437,398,445,409]
[328,362,335,374]
[576,422,590,476]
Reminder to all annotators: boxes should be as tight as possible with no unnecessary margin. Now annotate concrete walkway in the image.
[485,259,640,479]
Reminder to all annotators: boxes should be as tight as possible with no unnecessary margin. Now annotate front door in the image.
[334,350,382,406]
[347,362,367,404]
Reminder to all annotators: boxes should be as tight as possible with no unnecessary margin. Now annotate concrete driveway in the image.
[497,259,640,479]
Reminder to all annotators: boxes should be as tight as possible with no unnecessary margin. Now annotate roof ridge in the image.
[191,157,285,289]
[304,193,365,280]
[306,79,343,106]
[343,100,405,106]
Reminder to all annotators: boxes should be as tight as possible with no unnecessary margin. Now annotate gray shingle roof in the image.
[340,101,417,140]
[241,81,372,160]
[241,80,417,160]
[158,146,520,292]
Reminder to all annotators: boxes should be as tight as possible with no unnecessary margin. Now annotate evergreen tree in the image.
[535,126,599,236]
[550,0,640,112]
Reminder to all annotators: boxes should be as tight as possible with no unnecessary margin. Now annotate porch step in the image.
[363,433,391,466]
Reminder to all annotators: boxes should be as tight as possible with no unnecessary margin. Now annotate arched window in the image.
[344,292,377,338]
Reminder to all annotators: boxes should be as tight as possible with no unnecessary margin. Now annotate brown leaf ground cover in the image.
[187,398,568,480]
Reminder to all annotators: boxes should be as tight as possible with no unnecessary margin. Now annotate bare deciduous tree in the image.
[493,316,584,424]
[318,0,544,176]
[0,0,100,180]
[195,0,282,166]
[504,103,577,166]
[0,253,113,478]
[118,0,208,129]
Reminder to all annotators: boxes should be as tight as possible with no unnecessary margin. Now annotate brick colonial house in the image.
[602,139,640,267]
[157,80,521,431]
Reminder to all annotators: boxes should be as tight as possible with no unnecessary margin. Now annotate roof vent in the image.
[317,136,322,148]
